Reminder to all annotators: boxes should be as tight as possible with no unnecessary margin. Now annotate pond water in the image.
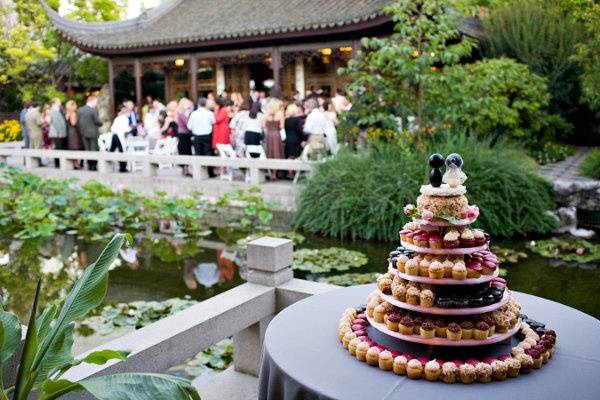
[1,232,598,355]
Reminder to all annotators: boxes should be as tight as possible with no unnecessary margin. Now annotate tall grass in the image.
[292,135,557,241]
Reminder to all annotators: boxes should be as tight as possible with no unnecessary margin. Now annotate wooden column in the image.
[352,40,362,60]
[164,68,170,102]
[271,47,282,93]
[108,58,115,118]
[294,56,305,99]
[216,63,225,95]
[134,58,142,106]
[189,56,198,104]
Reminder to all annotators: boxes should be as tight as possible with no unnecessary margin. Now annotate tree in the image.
[0,0,124,108]
[340,0,477,130]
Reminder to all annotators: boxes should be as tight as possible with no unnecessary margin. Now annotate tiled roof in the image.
[43,0,395,53]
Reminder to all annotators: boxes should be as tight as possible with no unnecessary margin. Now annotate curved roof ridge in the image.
[40,0,185,33]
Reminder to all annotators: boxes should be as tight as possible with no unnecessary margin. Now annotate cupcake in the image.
[420,289,435,308]
[404,259,419,276]
[355,341,369,362]
[442,259,454,278]
[447,322,462,341]
[420,321,435,339]
[527,349,543,369]
[405,231,416,244]
[459,364,476,384]
[416,233,429,248]
[393,355,408,375]
[474,321,490,340]
[378,350,393,371]
[482,260,497,275]
[517,353,534,373]
[413,316,423,335]
[424,360,441,381]
[342,331,356,348]
[428,261,444,279]
[491,360,508,380]
[506,357,521,378]
[366,346,380,366]
[406,286,420,305]
[441,362,458,384]
[419,259,430,277]
[476,362,493,383]
[392,283,407,302]
[482,317,496,336]
[452,262,467,280]
[473,229,487,246]
[396,254,409,272]
[460,229,476,247]
[377,277,393,294]
[466,261,482,278]
[443,230,460,248]
[434,319,448,338]
[386,313,401,332]
[373,305,386,323]
[460,321,474,339]
[429,234,443,249]
[399,316,414,335]
[406,359,423,379]
[348,337,361,356]
[399,229,411,243]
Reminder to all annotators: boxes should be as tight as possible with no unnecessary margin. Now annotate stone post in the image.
[234,237,294,376]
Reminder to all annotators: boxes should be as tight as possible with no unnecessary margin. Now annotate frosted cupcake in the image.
[491,360,508,380]
[342,331,356,349]
[424,360,441,381]
[428,261,444,279]
[476,362,493,383]
[406,359,423,379]
[460,229,476,247]
[396,254,409,272]
[392,283,407,302]
[393,355,408,375]
[474,321,490,340]
[348,337,361,356]
[443,230,460,249]
[441,362,458,384]
[419,259,430,277]
[420,321,435,339]
[355,341,369,362]
[459,363,476,384]
[399,316,414,335]
[386,313,401,332]
[373,304,386,323]
[366,346,380,366]
[447,322,462,341]
[506,357,521,378]
[420,289,435,308]
[406,286,420,305]
[442,259,454,278]
[378,350,393,371]
[404,259,419,276]
[434,319,448,338]
[460,321,474,339]
[452,262,467,280]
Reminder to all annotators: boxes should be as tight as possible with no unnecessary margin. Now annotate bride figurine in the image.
[442,153,467,188]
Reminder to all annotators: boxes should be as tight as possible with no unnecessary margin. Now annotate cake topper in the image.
[443,153,467,188]
[428,153,445,187]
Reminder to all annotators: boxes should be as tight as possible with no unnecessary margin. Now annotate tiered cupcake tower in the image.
[338,153,557,383]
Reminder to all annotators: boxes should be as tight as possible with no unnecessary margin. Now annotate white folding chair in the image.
[244,145,268,183]
[126,137,150,172]
[293,144,312,184]
[98,133,112,152]
[216,143,239,181]
[151,137,179,169]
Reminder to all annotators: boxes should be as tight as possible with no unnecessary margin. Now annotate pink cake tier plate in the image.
[415,216,477,227]
[400,241,488,255]
[387,263,499,285]
[377,290,511,316]
[366,314,522,347]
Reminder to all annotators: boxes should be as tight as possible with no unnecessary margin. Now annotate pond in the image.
[2,233,598,338]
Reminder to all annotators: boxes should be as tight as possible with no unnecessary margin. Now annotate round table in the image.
[258,284,600,400]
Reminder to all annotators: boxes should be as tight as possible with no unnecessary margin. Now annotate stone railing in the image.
[3,237,338,398]
[0,148,314,185]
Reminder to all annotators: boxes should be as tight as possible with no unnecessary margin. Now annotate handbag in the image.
[280,128,286,141]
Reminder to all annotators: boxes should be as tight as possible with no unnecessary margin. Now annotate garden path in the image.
[540,147,597,183]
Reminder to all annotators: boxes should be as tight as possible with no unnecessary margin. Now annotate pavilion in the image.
[42,0,482,111]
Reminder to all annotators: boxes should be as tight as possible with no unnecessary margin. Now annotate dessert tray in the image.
[390,265,499,285]
[378,290,511,315]
[400,241,488,255]
[366,314,522,347]
[337,153,557,384]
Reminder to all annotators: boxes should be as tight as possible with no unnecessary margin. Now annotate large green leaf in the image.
[36,305,58,343]
[40,374,200,400]
[0,306,21,363]
[32,234,130,372]
[33,323,75,386]
[81,349,129,365]
[13,280,41,400]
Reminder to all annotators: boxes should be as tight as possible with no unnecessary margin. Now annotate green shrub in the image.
[580,149,600,179]
[528,141,575,165]
[292,135,557,241]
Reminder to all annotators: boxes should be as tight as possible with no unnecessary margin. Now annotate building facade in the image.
[43,0,481,111]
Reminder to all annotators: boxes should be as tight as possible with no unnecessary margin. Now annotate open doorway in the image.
[248,62,273,92]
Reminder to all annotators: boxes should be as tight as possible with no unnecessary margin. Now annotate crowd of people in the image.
[18,87,351,180]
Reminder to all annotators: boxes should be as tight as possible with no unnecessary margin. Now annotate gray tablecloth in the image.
[258,284,600,400]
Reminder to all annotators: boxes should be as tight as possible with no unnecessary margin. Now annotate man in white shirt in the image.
[187,97,216,177]
[303,98,328,152]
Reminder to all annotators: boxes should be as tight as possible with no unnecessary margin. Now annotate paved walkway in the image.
[539,147,597,183]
